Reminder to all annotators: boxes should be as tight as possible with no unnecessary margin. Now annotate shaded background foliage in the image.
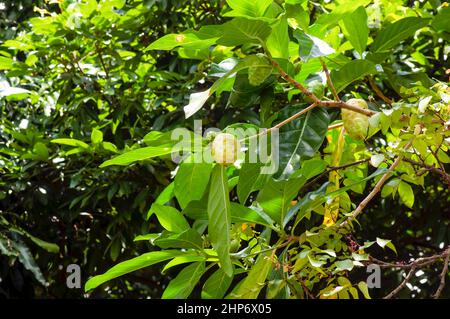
[0,0,449,298]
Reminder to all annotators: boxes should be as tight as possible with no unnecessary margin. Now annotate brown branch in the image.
[368,76,393,105]
[433,246,450,299]
[403,158,450,187]
[328,122,344,130]
[365,247,450,298]
[273,103,318,130]
[319,100,376,116]
[383,266,416,299]
[241,102,318,143]
[340,155,404,227]
[320,58,340,101]
[271,59,377,117]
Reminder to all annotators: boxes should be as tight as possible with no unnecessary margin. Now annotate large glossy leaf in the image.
[218,18,271,47]
[227,251,272,298]
[237,139,271,204]
[153,229,203,250]
[266,17,289,59]
[147,25,222,51]
[207,165,233,276]
[10,238,46,286]
[184,200,275,228]
[340,6,368,55]
[162,254,206,273]
[371,17,429,52]
[224,0,272,18]
[256,177,306,226]
[100,146,174,167]
[162,262,206,299]
[330,59,377,93]
[174,162,213,209]
[201,268,234,299]
[237,151,273,204]
[431,6,450,32]
[277,105,330,179]
[85,250,183,291]
[148,204,190,233]
[294,30,335,62]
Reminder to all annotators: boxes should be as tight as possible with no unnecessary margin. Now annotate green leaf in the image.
[371,17,429,52]
[339,6,368,55]
[358,281,371,299]
[202,268,234,299]
[174,162,213,209]
[230,203,275,228]
[398,181,414,208]
[148,204,190,233]
[217,18,271,47]
[183,200,275,227]
[335,260,354,272]
[256,177,305,226]
[431,6,450,32]
[247,55,273,86]
[277,105,330,179]
[25,234,59,254]
[51,138,89,149]
[376,237,397,254]
[0,56,13,70]
[11,238,47,286]
[162,254,206,273]
[207,165,233,276]
[0,87,31,99]
[237,157,272,204]
[330,59,377,93]
[227,251,272,298]
[147,25,222,51]
[224,0,273,18]
[91,128,103,144]
[85,250,183,292]
[162,262,206,299]
[299,158,327,179]
[154,229,203,250]
[100,146,174,167]
[266,17,289,59]
[154,182,175,206]
[294,30,335,62]
[183,89,211,119]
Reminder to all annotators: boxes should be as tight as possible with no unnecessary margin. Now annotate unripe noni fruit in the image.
[341,98,369,141]
[211,133,241,165]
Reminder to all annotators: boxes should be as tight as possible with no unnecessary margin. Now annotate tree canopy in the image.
[0,0,449,299]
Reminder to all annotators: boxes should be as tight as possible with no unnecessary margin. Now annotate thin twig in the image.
[433,246,450,299]
[403,158,450,187]
[340,155,403,227]
[368,76,393,105]
[239,103,318,142]
[320,58,340,101]
[271,60,377,117]
[328,122,344,131]
[383,266,416,299]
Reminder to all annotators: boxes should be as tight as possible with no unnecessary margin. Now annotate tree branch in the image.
[383,266,416,299]
[368,76,393,105]
[433,246,450,299]
[271,59,377,117]
[320,58,340,101]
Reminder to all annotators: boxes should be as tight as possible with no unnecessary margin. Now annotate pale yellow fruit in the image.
[341,98,369,141]
[211,133,241,165]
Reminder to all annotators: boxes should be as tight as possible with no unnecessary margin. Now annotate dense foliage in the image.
[1,0,449,299]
